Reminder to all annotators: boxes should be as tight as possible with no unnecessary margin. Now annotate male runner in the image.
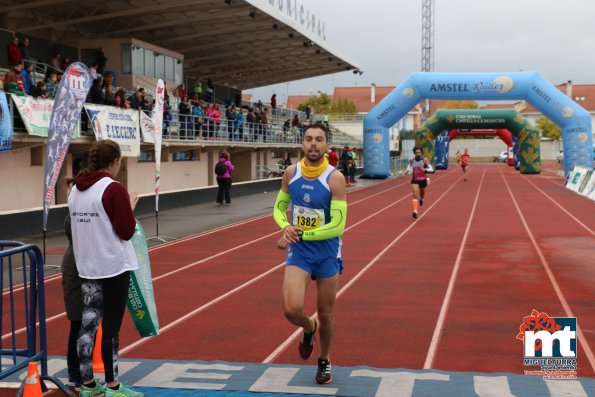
[273,123,347,384]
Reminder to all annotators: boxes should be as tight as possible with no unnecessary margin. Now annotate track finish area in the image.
[3,164,595,396]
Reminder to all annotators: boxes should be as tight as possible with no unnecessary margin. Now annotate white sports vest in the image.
[68,176,138,279]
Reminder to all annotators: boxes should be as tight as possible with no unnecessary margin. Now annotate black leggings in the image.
[216,177,232,204]
[78,271,130,383]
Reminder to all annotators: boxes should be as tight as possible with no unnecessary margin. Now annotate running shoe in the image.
[419,199,424,207]
[105,382,144,397]
[412,211,418,219]
[79,382,107,397]
[315,358,332,384]
[299,319,317,359]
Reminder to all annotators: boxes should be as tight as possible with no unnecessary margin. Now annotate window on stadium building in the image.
[144,49,155,77]
[155,53,165,80]
[165,56,174,82]
[120,44,182,83]
[121,45,131,74]
[132,46,144,75]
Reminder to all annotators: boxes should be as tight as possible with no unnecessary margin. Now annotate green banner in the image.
[127,221,160,337]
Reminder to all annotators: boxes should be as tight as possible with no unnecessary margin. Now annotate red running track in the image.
[3,164,595,378]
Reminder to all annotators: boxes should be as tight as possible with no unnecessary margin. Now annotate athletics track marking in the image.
[423,170,486,369]
[263,172,465,363]
[1,172,453,343]
[501,172,595,373]
[119,171,457,356]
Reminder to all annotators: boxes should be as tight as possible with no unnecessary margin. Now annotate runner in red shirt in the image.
[460,148,471,181]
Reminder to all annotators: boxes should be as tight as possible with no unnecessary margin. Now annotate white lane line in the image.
[263,173,465,363]
[521,174,595,237]
[3,177,415,340]
[3,175,413,295]
[120,172,460,356]
[502,172,595,373]
[423,170,486,369]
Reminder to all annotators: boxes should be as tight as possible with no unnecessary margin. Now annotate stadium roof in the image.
[1,0,361,89]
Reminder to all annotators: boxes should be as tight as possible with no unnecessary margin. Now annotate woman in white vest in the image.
[67,139,143,397]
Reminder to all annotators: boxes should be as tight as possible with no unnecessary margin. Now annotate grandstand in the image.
[0,0,363,231]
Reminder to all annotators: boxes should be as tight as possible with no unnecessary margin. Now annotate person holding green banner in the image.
[67,139,144,397]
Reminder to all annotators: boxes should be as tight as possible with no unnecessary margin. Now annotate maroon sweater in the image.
[74,171,136,240]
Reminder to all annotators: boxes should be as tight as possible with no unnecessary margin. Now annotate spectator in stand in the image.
[191,101,204,138]
[129,90,144,110]
[18,37,31,61]
[283,119,290,133]
[305,105,312,121]
[178,95,191,138]
[176,84,187,99]
[260,109,269,143]
[291,114,300,128]
[115,88,127,108]
[163,95,172,131]
[45,71,58,98]
[234,107,244,141]
[97,47,107,75]
[225,105,236,140]
[51,52,62,72]
[61,57,71,71]
[88,77,105,105]
[20,62,34,95]
[328,146,339,169]
[212,104,222,138]
[205,102,216,139]
[138,88,149,110]
[194,80,203,100]
[246,108,256,141]
[103,85,116,106]
[30,81,48,99]
[256,100,264,112]
[6,36,22,67]
[4,62,23,92]
[270,94,277,116]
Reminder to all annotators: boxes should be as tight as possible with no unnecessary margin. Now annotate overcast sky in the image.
[246,0,595,104]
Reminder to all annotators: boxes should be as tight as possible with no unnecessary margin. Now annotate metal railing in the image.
[0,241,47,379]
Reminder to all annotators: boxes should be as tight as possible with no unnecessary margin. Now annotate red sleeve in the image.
[102,182,136,240]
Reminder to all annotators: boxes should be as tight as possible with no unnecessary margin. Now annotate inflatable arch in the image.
[363,72,593,178]
[416,109,540,173]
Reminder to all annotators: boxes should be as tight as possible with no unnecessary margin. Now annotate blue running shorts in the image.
[286,252,343,278]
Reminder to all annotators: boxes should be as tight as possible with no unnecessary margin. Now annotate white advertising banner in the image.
[139,110,155,143]
[11,94,80,138]
[84,104,141,157]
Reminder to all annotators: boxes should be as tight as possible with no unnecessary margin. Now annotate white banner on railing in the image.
[11,94,80,138]
[84,104,141,157]
[139,111,155,143]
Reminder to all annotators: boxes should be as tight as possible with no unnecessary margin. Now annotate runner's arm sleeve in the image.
[425,163,434,173]
[273,190,291,230]
[302,200,347,241]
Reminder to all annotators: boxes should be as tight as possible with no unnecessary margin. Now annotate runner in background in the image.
[273,123,347,385]
[461,148,471,181]
[405,146,434,219]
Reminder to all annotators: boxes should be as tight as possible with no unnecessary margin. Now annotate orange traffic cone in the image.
[22,361,42,397]
[92,324,105,373]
